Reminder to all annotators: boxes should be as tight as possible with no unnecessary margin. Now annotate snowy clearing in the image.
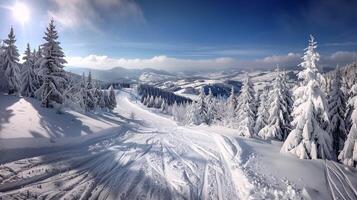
[0,89,356,199]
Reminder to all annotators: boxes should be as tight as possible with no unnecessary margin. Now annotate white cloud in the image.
[66,51,357,72]
[66,55,236,71]
[259,53,300,66]
[48,0,143,29]
[321,51,357,67]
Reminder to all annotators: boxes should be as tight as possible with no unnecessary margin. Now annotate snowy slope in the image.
[0,90,356,199]
[0,94,122,162]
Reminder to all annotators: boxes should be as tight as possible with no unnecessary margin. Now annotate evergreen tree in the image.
[85,72,96,110]
[281,35,332,159]
[235,75,255,137]
[187,87,207,125]
[258,67,292,140]
[225,86,238,127]
[0,42,5,90]
[328,66,347,158]
[339,84,357,168]
[108,85,117,110]
[87,71,93,89]
[35,20,67,107]
[206,88,217,125]
[2,27,20,95]
[254,87,270,135]
[21,43,36,97]
[62,74,85,112]
[161,99,168,113]
[93,81,105,111]
[281,70,293,138]
[31,48,40,90]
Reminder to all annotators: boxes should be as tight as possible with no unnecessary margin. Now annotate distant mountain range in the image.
[65,66,175,83]
[65,64,336,83]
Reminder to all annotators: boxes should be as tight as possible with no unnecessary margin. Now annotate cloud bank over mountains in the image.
[66,51,357,72]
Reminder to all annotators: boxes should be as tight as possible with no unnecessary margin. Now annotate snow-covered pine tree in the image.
[281,35,332,159]
[31,48,40,90]
[147,95,154,107]
[85,72,96,111]
[79,73,88,111]
[142,96,149,106]
[62,74,84,112]
[92,81,105,111]
[98,90,106,111]
[206,88,217,125]
[281,70,293,138]
[108,85,117,110]
[2,27,20,95]
[186,87,207,125]
[345,75,355,136]
[258,67,292,140]
[103,90,111,110]
[213,97,226,126]
[87,71,94,89]
[35,20,68,107]
[235,74,256,137]
[21,43,36,97]
[0,42,5,90]
[254,86,270,135]
[160,99,168,113]
[225,86,238,127]
[339,84,357,168]
[328,66,347,158]
[172,102,180,120]
[175,103,188,122]
[33,46,43,74]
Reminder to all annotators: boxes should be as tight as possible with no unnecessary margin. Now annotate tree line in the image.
[0,20,117,113]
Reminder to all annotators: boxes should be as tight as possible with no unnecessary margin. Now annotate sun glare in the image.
[12,2,30,25]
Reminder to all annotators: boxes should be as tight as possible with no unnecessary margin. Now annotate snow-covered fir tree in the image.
[281,35,332,159]
[80,73,89,111]
[21,43,36,97]
[172,102,188,122]
[206,88,218,125]
[31,48,40,90]
[93,81,105,111]
[254,86,270,135]
[0,42,5,90]
[235,75,256,137]
[328,66,347,158]
[224,86,238,127]
[345,77,355,137]
[62,74,85,112]
[339,84,357,168]
[107,85,117,111]
[258,67,292,140]
[186,87,208,125]
[35,20,67,107]
[160,99,168,113]
[2,27,20,95]
[85,72,96,111]
[281,70,293,137]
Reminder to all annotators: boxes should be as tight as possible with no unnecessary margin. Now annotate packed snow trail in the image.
[1,90,354,199]
[0,90,256,200]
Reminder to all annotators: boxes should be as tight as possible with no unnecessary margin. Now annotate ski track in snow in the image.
[325,160,357,200]
[0,89,352,200]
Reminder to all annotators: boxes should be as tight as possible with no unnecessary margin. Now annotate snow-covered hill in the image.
[0,89,356,199]
[0,94,121,162]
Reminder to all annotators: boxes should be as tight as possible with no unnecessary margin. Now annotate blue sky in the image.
[1,0,357,71]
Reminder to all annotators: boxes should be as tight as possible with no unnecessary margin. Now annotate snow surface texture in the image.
[0,89,356,199]
[0,93,120,162]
